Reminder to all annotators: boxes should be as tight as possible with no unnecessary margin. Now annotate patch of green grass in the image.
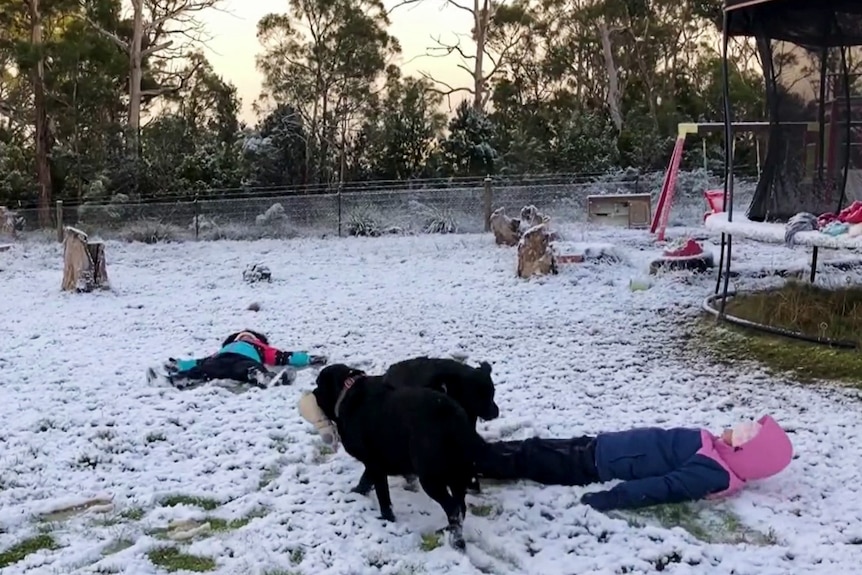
[691,317,862,387]
[0,534,58,568]
[151,508,268,540]
[289,547,304,564]
[102,538,135,556]
[159,495,220,511]
[623,503,776,545]
[259,463,283,489]
[726,281,862,343]
[468,503,497,517]
[419,532,442,552]
[120,507,145,521]
[145,432,167,444]
[147,547,216,572]
[206,517,251,532]
[690,281,862,386]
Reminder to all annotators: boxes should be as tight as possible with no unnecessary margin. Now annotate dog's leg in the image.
[371,471,396,522]
[351,469,374,496]
[419,478,466,551]
[403,474,419,492]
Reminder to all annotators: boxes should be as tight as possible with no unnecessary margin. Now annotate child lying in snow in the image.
[473,415,793,511]
[147,329,327,389]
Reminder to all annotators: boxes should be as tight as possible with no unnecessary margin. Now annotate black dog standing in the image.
[305,364,485,550]
[351,357,500,496]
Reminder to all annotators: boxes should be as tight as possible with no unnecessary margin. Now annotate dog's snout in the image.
[482,403,500,421]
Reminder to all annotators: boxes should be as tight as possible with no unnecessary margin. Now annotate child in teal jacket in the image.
[148,329,327,389]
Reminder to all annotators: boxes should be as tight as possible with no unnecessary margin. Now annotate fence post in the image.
[337,186,343,237]
[483,176,493,231]
[193,194,200,240]
[55,200,63,242]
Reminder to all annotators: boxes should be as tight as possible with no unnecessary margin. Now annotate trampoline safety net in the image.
[724,0,862,222]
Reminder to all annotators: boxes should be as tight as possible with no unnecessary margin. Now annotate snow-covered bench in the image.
[704,211,862,282]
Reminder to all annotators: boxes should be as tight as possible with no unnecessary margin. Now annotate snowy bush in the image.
[118,220,184,244]
[255,203,288,226]
[347,205,382,237]
[190,215,217,233]
[410,201,459,234]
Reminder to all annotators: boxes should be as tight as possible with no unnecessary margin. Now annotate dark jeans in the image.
[175,352,267,385]
[475,436,600,486]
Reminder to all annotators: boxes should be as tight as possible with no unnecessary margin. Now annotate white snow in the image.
[1,228,862,574]
[705,211,862,249]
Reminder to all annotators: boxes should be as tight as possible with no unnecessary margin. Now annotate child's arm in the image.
[580,457,730,511]
[257,343,312,367]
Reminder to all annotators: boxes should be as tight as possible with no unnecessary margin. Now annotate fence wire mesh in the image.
[1,170,746,243]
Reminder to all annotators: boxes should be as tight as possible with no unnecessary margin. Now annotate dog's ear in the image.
[479,361,492,375]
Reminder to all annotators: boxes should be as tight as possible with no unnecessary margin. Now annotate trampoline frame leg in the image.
[809,246,819,283]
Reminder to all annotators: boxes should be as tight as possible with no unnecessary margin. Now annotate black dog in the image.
[351,357,500,496]
[312,364,484,550]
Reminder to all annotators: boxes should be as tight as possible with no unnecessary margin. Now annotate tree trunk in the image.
[472,0,490,110]
[597,20,623,133]
[128,0,144,156]
[28,0,53,228]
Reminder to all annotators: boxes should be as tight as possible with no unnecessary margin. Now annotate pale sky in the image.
[198,0,472,123]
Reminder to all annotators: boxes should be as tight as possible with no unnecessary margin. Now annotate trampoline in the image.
[710,0,862,343]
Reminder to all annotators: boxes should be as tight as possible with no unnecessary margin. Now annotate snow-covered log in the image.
[62,226,109,292]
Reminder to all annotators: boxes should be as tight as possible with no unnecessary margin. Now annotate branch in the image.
[83,16,130,52]
[418,71,472,109]
[441,0,475,19]
[428,34,476,62]
[384,0,424,16]
[142,40,173,57]
[140,59,203,97]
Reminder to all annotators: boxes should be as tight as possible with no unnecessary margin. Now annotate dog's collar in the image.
[334,373,363,418]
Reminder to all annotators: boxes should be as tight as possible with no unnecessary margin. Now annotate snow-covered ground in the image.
[1,226,861,575]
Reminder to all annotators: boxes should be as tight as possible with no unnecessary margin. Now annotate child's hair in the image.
[222,329,269,347]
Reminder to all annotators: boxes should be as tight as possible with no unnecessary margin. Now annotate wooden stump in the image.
[489,207,521,246]
[520,205,549,228]
[517,224,558,278]
[0,206,17,237]
[62,226,109,292]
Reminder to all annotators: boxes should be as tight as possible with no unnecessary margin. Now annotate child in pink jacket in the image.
[474,415,794,510]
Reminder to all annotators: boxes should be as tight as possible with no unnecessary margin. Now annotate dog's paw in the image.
[379,509,396,522]
[350,483,373,496]
[449,531,466,551]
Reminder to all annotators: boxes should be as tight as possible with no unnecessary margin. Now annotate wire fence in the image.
[0,170,745,243]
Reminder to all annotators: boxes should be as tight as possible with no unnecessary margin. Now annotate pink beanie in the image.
[731,421,762,447]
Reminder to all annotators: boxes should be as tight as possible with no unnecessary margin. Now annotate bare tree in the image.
[413,0,531,110]
[82,0,219,154]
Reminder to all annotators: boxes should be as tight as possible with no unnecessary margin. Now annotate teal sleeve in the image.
[288,352,310,367]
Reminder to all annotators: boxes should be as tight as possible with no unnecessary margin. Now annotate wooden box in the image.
[587,193,652,229]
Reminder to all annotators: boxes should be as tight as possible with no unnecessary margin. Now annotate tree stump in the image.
[0,206,17,237]
[520,205,549,228]
[517,224,558,278]
[489,207,521,246]
[62,227,110,292]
